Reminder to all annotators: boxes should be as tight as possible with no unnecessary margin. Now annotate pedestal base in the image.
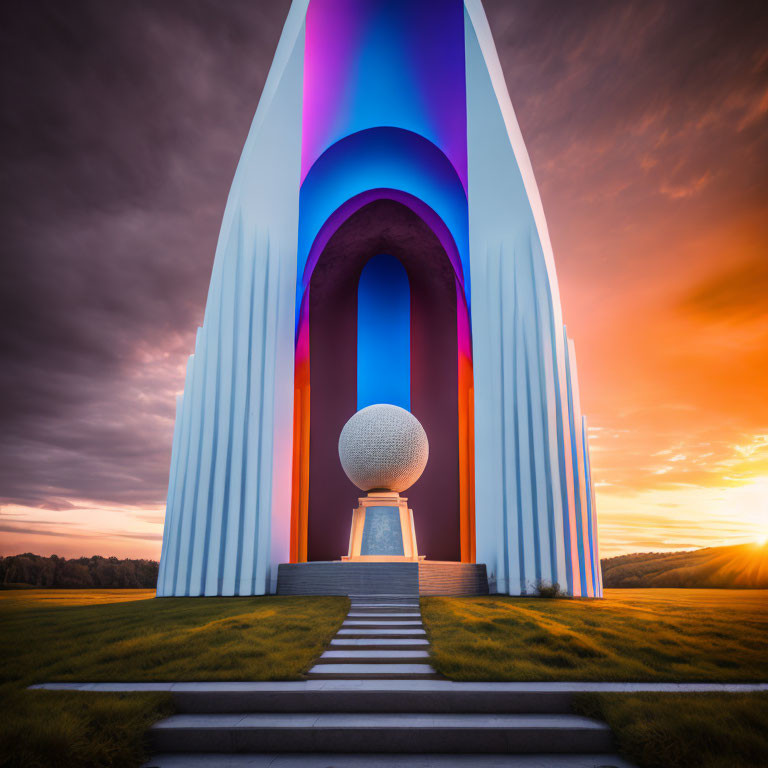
[342,491,422,562]
[276,561,489,596]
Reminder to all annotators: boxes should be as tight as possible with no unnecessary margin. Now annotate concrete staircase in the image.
[145,595,634,767]
[306,594,439,680]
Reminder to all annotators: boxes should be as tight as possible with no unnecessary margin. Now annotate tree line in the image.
[0,553,158,588]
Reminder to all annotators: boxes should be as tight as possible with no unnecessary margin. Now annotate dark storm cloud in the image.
[0,0,290,509]
[484,0,768,225]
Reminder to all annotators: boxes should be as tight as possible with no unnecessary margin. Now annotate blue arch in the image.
[297,126,469,328]
[357,254,411,411]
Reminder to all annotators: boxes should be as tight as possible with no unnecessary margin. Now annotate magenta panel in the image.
[302,0,467,190]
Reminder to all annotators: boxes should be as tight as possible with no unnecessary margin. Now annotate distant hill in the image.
[0,553,158,589]
[601,543,768,588]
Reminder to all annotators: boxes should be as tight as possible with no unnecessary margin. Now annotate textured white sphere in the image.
[338,404,429,492]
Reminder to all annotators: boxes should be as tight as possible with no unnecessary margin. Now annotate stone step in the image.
[165,685,578,715]
[349,594,420,599]
[306,663,439,680]
[330,639,430,650]
[349,597,421,608]
[347,612,421,618]
[350,600,420,604]
[343,620,423,628]
[318,650,431,663]
[144,753,637,767]
[346,611,421,616]
[149,713,614,754]
[336,628,426,637]
[344,616,422,621]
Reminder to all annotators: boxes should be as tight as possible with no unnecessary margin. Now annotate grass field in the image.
[574,693,768,768]
[2,589,348,682]
[421,588,768,681]
[1,691,172,768]
[4,588,767,768]
[422,589,768,768]
[1,589,348,768]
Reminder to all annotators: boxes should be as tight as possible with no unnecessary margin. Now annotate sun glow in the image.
[595,474,768,556]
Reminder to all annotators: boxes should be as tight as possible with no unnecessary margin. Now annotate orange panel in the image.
[289,387,301,563]
[290,299,311,564]
[457,280,476,564]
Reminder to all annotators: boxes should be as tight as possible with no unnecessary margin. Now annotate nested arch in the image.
[290,198,475,563]
[295,126,471,330]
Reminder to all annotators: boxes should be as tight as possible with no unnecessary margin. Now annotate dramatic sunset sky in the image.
[1,0,766,560]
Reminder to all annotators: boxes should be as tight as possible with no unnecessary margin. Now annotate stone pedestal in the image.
[342,491,423,562]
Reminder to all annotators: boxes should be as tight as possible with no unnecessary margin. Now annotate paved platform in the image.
[276,562,489,596]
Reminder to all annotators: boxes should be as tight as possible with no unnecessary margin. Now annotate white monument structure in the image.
[157,0,603,598]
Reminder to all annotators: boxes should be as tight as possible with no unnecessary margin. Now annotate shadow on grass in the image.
[574,692,768,768]
[0,691,173,768]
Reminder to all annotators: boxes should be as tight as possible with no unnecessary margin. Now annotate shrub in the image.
[534,581,563,598]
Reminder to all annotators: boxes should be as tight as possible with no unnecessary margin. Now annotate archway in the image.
[290,198,474,563]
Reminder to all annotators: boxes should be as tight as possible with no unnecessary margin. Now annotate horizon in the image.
[1,0,767,561]
[4,539,767,564]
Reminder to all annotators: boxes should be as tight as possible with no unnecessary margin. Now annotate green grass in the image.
[574,693,768,768]
[2,589,348,682]
[1,589,348,767]
[421,589,768,681]
[0,691,173,768]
